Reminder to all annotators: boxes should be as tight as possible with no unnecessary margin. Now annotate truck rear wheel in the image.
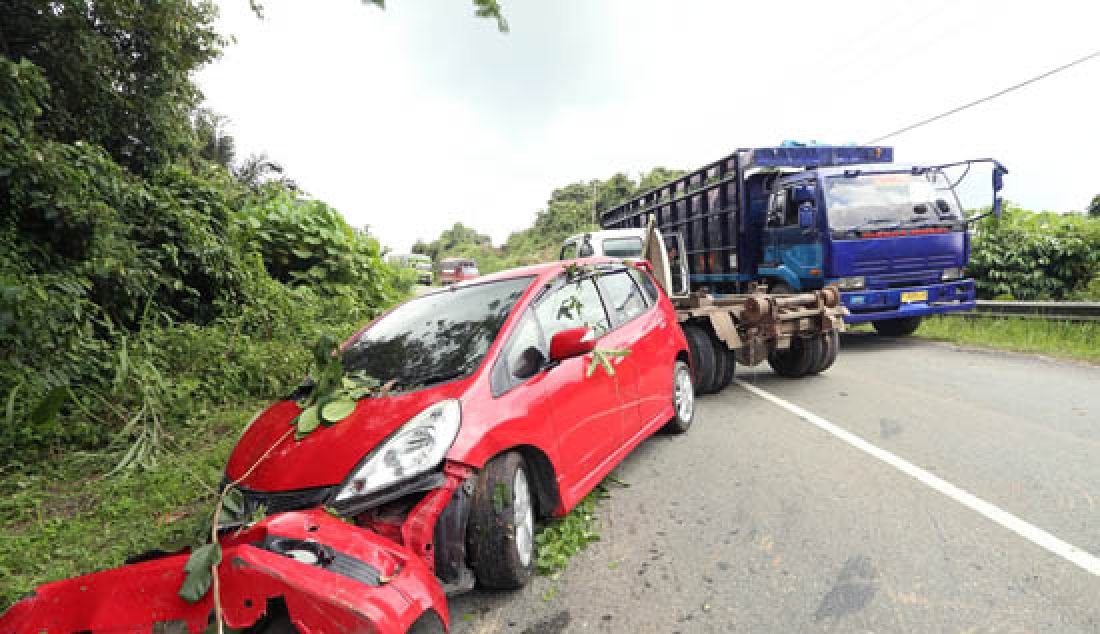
[872,317,921,337]
[681,323,719,394]
[711,337,736,391]
[808,330,838,374]
[768,335,824,378]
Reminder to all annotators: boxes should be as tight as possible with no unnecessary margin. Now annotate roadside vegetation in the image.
[915,317,1100,364]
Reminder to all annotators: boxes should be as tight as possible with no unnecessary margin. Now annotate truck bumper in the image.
[0,509,448,634]
[842,279,975,324]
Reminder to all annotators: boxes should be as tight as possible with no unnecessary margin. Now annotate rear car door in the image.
[532,276,625,500]
[593,269,648,442]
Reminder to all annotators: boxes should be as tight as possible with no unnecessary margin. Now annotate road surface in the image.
[440,332,1100,633]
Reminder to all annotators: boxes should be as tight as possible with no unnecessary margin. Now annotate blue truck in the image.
[601,145,1007,336]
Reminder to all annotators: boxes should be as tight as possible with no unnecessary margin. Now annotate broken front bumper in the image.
[0,509,448,633]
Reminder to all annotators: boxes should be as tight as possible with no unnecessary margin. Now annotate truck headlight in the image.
[941,267,962,281]
[333,399,461,502]
[834,276,865,291]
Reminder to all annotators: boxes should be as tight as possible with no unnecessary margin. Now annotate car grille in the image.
[238,485,336,516]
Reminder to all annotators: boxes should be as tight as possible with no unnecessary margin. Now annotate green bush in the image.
[970,206,1100,300]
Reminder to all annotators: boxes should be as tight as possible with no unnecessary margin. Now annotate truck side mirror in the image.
[798,202,816,229]
[992,162,1008,219]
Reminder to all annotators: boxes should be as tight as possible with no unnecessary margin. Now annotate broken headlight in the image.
[333,399,461,503]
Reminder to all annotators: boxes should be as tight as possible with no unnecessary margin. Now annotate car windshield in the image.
[824,171,961,230]
[462,266,480,275]
[414,262,432,271]
[342,276,533,387]
[602,237,643,258]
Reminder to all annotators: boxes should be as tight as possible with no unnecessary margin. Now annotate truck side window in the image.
[560,242,577,260]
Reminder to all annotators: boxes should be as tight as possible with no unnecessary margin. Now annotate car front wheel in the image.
[467,452,535,590]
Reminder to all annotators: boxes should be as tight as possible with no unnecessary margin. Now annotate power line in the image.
[865,49,1100,144]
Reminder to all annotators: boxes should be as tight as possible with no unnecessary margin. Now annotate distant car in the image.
[440,257,480,285]
[388,253,434,285]
[0,258,696,634]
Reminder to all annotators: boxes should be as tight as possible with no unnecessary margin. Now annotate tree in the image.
[1,1,225,174]
[1089,194,1100,218]
[194,109,236,168]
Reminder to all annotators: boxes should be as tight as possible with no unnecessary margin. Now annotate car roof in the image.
[465,257,619,286]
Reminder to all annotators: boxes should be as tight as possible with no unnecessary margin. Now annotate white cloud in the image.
[196,0,1100,253]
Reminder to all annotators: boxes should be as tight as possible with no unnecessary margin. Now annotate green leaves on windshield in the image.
[288,338,391,440]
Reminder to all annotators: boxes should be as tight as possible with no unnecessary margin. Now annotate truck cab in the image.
[751,148,1006,335]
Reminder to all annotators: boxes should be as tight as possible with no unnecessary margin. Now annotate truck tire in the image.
[711,335,736,391]
[768,335,823,378]
[467,452,535,590]
[872,317,921,337]
[681,323,719,394]
[808,330,839,374]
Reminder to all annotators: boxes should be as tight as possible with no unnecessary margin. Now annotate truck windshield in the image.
[602,237,643,258]
[414,262,432,271]
[824,171,961,230]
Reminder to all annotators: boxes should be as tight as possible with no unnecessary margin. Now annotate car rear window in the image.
[597,271,648,327]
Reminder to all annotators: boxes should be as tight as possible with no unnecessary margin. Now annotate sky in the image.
[195,0,1100,253]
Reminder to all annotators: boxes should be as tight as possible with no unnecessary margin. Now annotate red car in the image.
[1,258,694,634]
[439,257,479,285]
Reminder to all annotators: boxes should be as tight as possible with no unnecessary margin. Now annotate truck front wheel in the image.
[872,317,921,337]
[681,323,719,394]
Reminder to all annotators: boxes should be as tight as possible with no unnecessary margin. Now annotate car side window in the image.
[627,267,659,305]
[491,308,546,397]
[535,277,609,339]
[597,271,647,328]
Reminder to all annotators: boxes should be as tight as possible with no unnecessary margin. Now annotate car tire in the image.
[681,323,719,394]
[872,316,921,336]
[662,361,695,434]
[467,452,535,590]
[767,335,823,378]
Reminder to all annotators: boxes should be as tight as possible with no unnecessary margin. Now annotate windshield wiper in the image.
[399,368,468,389]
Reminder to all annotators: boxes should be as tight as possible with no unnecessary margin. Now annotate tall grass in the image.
[916,316,1100,363]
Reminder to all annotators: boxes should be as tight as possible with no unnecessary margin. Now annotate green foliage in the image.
[535,485,605,575]
[178,542,222,603]
[970,204,1100,300]
[1,0,226,174]
[917,316,1100,364]
[239,186,412,305]
[422,167,688,274]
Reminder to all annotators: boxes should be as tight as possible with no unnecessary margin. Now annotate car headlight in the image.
[333,399,461,502]
[941,267,962,281]
[833,276,865,291]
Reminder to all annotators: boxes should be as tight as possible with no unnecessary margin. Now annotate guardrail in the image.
[944,300,1100,322]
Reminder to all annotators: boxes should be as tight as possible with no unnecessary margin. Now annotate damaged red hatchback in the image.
[1,258,694,633]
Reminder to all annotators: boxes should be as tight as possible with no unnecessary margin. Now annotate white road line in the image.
[734,379,1100,577]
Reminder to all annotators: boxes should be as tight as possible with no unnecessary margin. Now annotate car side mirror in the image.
[548,327,595,363]
[798,202,816,229]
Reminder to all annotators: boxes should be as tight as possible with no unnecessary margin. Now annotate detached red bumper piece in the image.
[0,510,448,633]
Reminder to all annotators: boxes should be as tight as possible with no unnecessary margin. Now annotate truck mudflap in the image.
[0,509,448,634]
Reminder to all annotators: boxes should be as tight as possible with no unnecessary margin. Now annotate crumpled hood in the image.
[226,381,469,491]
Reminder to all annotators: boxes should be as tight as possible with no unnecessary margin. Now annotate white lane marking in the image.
[734,379,1100,577]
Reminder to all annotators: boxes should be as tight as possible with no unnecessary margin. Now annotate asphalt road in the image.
[441,332,1100,633]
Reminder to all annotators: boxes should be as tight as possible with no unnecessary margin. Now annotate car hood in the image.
[225,381,469,492]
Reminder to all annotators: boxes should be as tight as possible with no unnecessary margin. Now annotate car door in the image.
[532,276,625,503]
[593,269,647,442]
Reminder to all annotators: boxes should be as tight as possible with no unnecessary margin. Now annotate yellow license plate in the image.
[901,291,928,303]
